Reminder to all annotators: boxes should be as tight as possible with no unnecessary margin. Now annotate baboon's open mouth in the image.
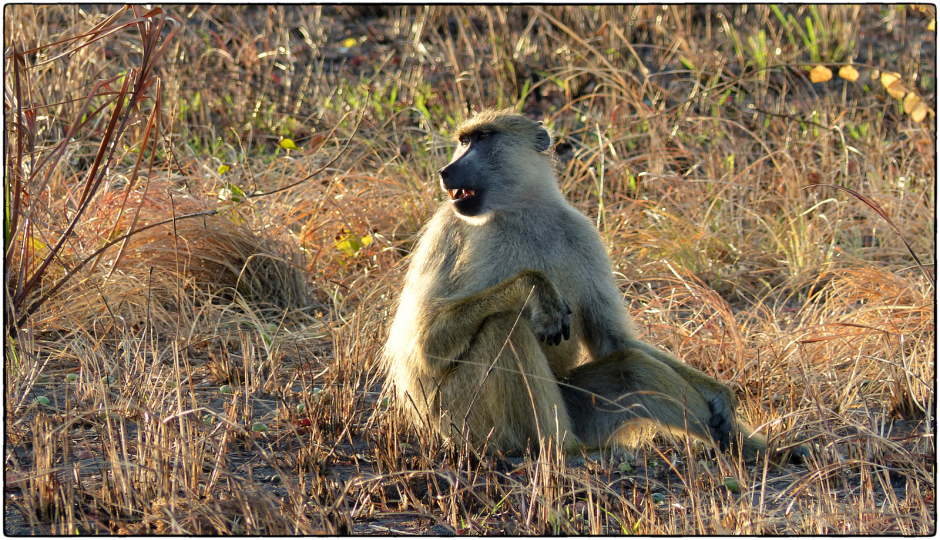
[445,185,484,216]
[448,188,476,201]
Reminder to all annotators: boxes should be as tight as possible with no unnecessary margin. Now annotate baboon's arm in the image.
[421,269,570,365]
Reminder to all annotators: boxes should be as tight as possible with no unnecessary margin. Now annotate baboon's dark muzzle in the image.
[439,162,485,216]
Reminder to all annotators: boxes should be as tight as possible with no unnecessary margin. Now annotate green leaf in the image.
[415,92,430,120]
[805,16,819,62]
[335,235,362,256]
[227,183,245,203]
[724,477,740,493]
[717,89,732,106]
[336,234,372,256]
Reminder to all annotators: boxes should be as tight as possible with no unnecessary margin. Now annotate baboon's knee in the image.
[438,313,572,454]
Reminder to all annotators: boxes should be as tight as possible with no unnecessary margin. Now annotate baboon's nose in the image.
[438,167,449,181]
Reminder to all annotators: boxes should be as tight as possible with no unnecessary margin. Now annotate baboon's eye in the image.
[458,136,469,146]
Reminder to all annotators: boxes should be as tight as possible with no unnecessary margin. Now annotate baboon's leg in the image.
[561,347,763,458]
[437,313,574,455]
[621,340,771,460]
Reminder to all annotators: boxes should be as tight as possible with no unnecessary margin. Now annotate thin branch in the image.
[15,210,219,329]
[246,109,366,199]
[804,183,935,288]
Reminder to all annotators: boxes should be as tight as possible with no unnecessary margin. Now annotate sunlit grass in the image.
[4,5,934,534]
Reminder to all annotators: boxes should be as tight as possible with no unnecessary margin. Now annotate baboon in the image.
[385,109,803,461]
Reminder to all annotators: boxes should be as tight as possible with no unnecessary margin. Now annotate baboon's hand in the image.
[534,298,571,346]
[519,270,571,346]
[698,382,738,450]
[706,396,735,451]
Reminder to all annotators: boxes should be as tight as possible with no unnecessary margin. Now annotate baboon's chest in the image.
[456,222,563,282]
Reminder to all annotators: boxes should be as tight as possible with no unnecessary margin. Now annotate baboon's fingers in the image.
[539,328,563,346]
[706,397,734,450]
[535,297,571,346]
[561,300,571,340]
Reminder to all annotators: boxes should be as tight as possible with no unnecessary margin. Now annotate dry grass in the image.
[4,5,934,534]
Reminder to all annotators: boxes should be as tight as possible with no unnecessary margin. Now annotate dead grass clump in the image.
[98,182,310,312]
[16,180,315,348]
[789,266,934,420]
[130,491,327,535]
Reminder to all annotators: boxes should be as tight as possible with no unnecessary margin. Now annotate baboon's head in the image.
[439,109,555,220]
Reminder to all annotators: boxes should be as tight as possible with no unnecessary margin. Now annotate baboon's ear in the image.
[534,124,552,153]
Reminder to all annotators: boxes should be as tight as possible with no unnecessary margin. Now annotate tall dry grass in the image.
[4,5,934,534]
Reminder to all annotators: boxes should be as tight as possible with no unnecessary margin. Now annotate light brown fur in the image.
[384,108,794,460]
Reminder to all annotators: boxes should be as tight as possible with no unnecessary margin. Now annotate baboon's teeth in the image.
[448,188,475,200]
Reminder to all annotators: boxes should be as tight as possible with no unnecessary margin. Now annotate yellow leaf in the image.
[929,18,935,31]
[910,100,929,123]
[342,37,357,48]
[30,238,47,254]
[838,65,859,82]
[903,92,922,114]
[879,71,908,99]
[886,79,909,100]
[880,71,899,86]
[360,234,373,248]
[335,236,361,256]
[217,164,230,175]
[279,138,299,150]
[809,65,832,83]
